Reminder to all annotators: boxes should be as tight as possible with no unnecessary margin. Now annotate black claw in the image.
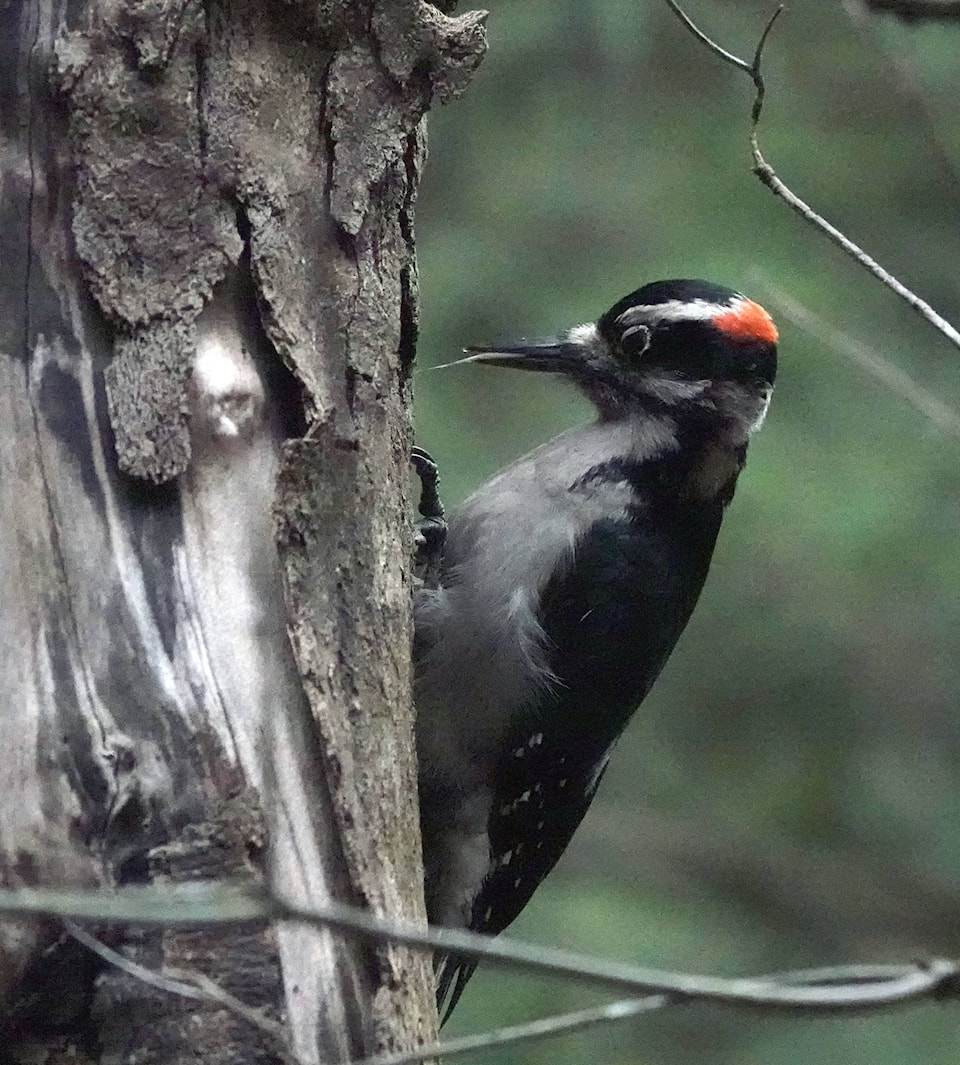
[411,446,445,521]
[411,446,447,587]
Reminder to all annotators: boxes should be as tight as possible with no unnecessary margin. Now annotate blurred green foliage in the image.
[413,1,960,1062]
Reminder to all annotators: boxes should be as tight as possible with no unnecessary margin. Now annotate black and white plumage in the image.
[414,279,778,1016]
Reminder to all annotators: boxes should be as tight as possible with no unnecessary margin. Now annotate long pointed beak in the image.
[434,339,578,373]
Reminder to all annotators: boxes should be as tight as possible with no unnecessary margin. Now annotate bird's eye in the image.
[620,323,651,357]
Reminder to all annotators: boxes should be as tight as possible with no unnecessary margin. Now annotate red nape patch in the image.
[713,299,779,343]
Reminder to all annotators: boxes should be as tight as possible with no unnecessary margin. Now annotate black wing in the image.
[436,740,611,1017]
[438,498,726,1015]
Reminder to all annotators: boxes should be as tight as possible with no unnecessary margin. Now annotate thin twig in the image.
[3,883,959,1014]
[755,277,960,438]
[663,0,960,352]
[68,916,670,1065]
[67,922,206,1001]
[352,997,670,1065]
[66,921,305,1065]
[67,903,670,1065]
[661,0,753,72]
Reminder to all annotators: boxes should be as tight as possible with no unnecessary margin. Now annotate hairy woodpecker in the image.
[414,278,778,1015]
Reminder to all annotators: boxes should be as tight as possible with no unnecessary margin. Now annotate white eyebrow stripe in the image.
[616,296,743,327]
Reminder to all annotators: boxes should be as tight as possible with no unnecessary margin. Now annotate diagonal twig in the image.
[66,921,305,1065]
[350,996,670,1065]
[68,917,668,1065]
[663,0,960,352]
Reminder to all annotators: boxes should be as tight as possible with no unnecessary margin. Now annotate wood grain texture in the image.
[0,0,486,1058]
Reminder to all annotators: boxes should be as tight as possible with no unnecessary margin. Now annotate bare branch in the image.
[662,0,960,353]
[351,997,668,1065]
[66,923,207,1003]
[66,922,305,1065]
[3,883,960,1015]
[661,0,754,73]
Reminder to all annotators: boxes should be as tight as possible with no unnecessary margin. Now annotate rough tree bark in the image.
[0,0,485,1061]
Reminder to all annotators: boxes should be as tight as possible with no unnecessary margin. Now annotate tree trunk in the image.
[0,0,485,1061]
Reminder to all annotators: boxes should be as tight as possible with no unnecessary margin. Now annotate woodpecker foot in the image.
[411,445,446,588]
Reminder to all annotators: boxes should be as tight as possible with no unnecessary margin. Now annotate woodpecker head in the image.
[461,279,778,436]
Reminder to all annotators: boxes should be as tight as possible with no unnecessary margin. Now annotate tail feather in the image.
[435,954,478,1024]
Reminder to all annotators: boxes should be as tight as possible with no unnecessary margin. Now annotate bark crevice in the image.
[0,0,487,1058]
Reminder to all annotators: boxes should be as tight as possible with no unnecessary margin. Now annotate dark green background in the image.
[414,2,960,1062]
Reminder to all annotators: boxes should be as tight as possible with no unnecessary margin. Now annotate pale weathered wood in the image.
[0,0,486,1059]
